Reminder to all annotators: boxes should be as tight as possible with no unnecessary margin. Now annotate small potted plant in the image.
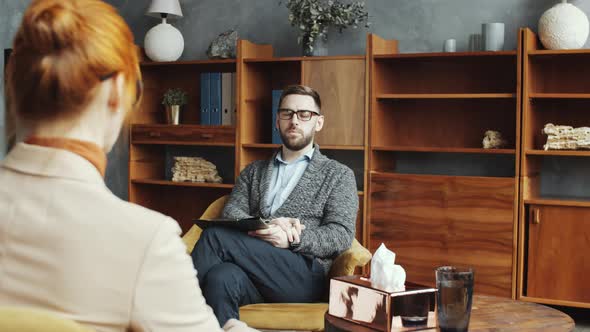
[283,0,370,56]
[162,88,188,125]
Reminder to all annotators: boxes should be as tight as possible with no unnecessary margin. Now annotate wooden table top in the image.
[325,294,575,332]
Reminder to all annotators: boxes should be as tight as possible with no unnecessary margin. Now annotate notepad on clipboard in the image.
[194,217,271,232]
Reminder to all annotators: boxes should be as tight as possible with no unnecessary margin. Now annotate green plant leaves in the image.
[162,88,188,106]
[282,0,370,54]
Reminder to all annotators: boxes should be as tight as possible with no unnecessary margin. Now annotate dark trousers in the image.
[191,227,326,326]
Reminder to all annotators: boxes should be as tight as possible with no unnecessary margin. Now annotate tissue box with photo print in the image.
[328,276,437,332]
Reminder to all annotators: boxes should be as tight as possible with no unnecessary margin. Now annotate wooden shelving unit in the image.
[517,28,590,308]
[129,60,238,233]
[366,34,520,298]
[127,32,590,308]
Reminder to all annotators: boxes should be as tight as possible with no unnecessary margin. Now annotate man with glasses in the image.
[191,85,359,326]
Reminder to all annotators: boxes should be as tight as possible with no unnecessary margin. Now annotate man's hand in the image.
[248,217,305,248]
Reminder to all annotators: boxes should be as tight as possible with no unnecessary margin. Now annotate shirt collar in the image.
[275,147,315,165]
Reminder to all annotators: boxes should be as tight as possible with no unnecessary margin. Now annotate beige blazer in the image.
[0,143,246,332]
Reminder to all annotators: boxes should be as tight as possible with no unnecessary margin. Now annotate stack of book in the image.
[200,72,236,126]
[171,156,222,183]
[271,90,282,144]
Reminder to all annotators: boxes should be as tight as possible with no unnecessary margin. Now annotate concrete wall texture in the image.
[2,0,590,199]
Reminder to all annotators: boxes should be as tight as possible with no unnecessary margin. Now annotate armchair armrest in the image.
[328,239,372,279]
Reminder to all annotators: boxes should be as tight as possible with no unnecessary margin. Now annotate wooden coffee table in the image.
[325,294,575,331]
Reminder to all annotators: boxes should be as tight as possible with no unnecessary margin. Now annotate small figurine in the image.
[482,130,508,149]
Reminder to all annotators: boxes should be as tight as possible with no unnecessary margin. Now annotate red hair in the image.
[5,0,140,124]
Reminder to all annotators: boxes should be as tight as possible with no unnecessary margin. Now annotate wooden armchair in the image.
[183,195,372,331]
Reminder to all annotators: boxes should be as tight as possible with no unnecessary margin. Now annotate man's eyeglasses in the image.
[99,71,143,109]
[277,108,320,121]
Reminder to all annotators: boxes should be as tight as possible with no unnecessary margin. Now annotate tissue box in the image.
[328,276,437,332]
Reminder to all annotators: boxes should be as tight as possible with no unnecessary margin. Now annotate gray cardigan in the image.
[222,145,359,274]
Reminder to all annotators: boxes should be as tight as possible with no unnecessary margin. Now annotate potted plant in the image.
[161,88,188,125]
[283,0,370,56]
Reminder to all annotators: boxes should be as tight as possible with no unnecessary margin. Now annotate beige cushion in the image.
[0,307,94,332]
[239,303,328,332]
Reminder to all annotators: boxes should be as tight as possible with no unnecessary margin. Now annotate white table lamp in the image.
[144,0,184,62]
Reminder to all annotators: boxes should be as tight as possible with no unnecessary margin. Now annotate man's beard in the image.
[279,126,314,151]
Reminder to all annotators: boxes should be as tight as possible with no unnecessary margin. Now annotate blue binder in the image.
[200,73,210,125]
[209,72,222,125]
[271,90,283,144]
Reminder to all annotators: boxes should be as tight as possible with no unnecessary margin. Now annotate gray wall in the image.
[3,0,590,199]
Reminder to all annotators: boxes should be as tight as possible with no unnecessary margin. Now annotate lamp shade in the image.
[146,0,183,19]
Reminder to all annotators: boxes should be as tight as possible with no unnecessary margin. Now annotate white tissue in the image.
[370,243,406,292]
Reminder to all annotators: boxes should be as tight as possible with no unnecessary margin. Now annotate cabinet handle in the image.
[148,131,161,138]
[200,133,214,139]
[530,208,541,225]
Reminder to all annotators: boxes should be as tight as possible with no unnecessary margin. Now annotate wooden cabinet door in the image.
[526,205,590,302]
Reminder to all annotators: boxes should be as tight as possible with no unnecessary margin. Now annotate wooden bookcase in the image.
[366,34,521,298]
[129,59,237,233]
[129,40,367,241]
[518,28,590,308]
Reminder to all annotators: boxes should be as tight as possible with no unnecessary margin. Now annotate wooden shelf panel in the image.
[132,140,235,147]
[374,51,516,59]
[529,93,590,99]
[526,149,590,157]
[242,143,280,149]
[131,124,235,146]
[377,93,516,99]
[141,59,236,66]
[372,146,515,154]
[243,55,364,63]
[369,170,513,181]
[529,49,590,56]
[524,197,590,208]
[241,143,364,151]
[131,179,234,189]
[368,170,515,297]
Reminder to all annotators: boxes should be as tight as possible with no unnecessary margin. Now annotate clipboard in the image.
[194,217,271,232]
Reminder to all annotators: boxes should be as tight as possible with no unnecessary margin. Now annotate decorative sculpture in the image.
[542,123,590,150]
[206,29,237,59]
[171,157,222,183]
[482,130,508,149]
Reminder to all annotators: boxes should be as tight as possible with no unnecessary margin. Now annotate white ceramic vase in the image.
[539,0,589,50]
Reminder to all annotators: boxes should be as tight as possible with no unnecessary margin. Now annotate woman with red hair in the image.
[0,1,255,331]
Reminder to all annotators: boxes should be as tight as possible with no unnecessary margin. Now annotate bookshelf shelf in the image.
[377,93,516,100]
[525,149,590,157]
[529,49,590,56]
[131,124,235,146]
[141,59,236,66]
[372,146,515,154]
[524,197,590,208]
[131,179,234,189]
[529,93,590,99]
[373,50,516,59]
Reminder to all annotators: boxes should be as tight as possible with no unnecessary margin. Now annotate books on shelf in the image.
[200,73,210,125]
[272,90,283,144]
[200,72,236,126]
